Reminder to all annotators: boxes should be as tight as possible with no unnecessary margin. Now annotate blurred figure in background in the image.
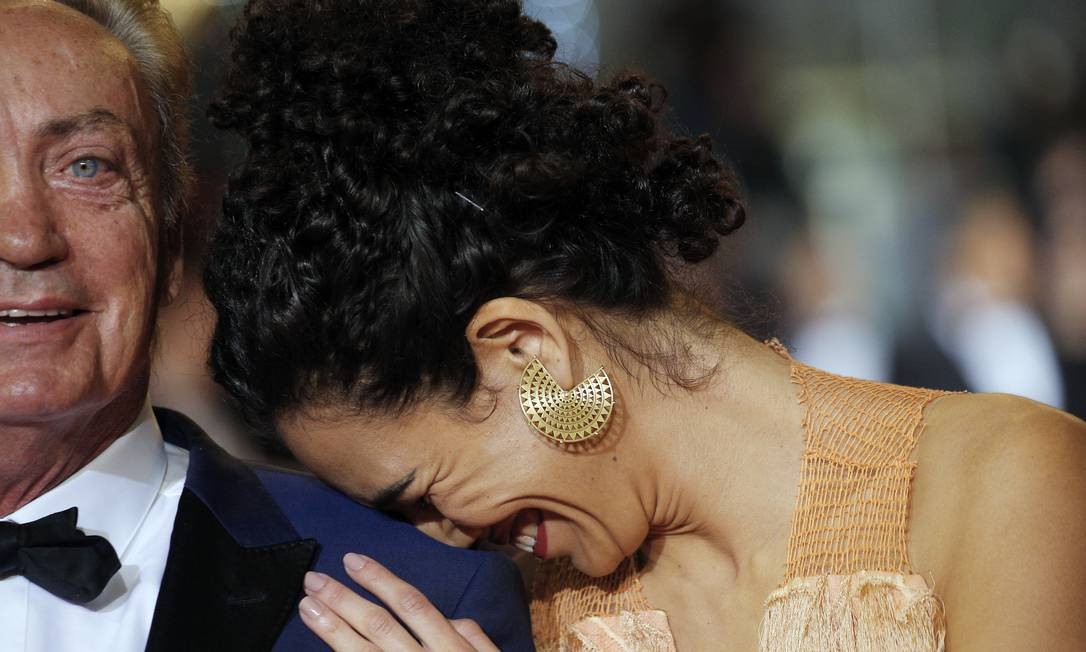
[779,230,893,381]
[927,189,1064,407]
[1035,131,1086,419]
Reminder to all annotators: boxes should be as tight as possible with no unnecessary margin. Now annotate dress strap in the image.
[781,362,949,581]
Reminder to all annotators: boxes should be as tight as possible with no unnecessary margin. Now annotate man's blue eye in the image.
[69,158,100,178]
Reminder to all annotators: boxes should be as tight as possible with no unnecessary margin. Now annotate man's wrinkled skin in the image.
[0,0,176,515]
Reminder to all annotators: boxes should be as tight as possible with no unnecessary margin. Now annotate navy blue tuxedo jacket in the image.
[144,408,534,651]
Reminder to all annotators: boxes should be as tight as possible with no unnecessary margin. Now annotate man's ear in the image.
[157,224,184,307]
[162,252,184,306]
[466,298,578,389]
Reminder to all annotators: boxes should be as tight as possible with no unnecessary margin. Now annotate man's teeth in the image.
[0,309,72,317]
[0,308,75,327]
[513,535,537,554]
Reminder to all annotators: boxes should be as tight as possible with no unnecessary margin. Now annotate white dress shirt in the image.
[0,401,190,652]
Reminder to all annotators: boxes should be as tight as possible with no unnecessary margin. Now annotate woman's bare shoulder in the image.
[919,392,1084,491]
[913,393,1086,649]
[915,392,1085,531]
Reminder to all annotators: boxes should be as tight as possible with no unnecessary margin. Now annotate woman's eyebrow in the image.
[371,469,417,510]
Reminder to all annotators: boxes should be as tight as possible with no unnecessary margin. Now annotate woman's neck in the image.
[619,327,807,642]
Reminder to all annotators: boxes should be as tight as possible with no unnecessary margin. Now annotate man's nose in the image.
[0,186,69,270]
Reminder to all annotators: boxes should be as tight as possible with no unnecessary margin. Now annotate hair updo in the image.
[204,0,745,432]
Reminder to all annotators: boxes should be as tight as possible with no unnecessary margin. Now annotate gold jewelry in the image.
[519,358,615,444]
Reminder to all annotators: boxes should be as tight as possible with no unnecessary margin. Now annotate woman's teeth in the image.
[505,508,542,553]
[513,535,537,554]
[512,518,539,554]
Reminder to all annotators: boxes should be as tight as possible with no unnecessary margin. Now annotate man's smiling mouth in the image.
[0,308,83,327]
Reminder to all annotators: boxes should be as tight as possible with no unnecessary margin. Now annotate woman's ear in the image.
[466,298,578,389]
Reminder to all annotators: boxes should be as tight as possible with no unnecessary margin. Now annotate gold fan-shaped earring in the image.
[519,358,615,444]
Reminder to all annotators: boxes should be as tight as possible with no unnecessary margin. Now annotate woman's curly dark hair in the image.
[204,0,746,432]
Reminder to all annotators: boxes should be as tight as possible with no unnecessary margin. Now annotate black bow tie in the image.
[0,507,121,604]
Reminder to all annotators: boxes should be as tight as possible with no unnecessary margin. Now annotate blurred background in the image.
[151,0,1086,459]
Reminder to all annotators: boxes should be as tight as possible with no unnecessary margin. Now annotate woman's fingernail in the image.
[304,571,328,593]
[344,552,369,572]
[300,596,325,619]
[300,597,334,632]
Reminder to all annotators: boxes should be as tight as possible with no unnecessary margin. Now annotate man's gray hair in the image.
[58,0,193,250]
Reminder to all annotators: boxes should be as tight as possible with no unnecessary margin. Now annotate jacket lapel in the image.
[145,409,318,652]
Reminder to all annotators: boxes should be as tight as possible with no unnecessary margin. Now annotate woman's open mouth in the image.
[509,509,547,558]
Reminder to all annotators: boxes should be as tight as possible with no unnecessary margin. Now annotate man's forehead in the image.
[2,0,105,33]
[0,0,152,142]
[0,1,133,68]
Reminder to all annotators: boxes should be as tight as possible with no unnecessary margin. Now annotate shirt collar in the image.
[9,399,168,559]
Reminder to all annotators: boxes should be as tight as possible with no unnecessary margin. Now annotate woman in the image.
[204,0,1086,649]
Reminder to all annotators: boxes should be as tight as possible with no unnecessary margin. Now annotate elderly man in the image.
[0,1,533,650]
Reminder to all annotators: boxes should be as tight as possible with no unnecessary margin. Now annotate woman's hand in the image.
[299,553,499,651]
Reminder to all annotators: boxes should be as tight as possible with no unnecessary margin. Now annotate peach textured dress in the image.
[530,343,950,651]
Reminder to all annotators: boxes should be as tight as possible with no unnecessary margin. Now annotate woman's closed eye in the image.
[402,495,439,521]
[399,497,483,548]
